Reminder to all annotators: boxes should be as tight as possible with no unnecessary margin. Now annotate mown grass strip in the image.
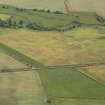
[51,96,105,101]
[46,63,105,69]
[79,69,105,86]
[0,43,44,68]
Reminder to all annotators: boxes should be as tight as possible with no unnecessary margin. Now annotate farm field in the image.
[0,27,105,65]
[0,0,105,17]
[0,51,26,70]
[80,65,105,85]
[0,71,45,105]
[38,67,105,99]
[0,1,105,105]
[0,4,102,31]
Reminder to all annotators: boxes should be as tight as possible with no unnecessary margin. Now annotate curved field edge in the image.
[0,4,104,31]
[0,43,44,68]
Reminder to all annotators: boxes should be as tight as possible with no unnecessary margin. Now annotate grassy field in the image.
[0,4,102,31]
[0,71,45,105]
[38,67,105,99]
[0,51,26,70]
[51,98,105,105]
[0,2,105,105]
[0,0,105,17]
[0,27,105,65]
[80,65,105,85]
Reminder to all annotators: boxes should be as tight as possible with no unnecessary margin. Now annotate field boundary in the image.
[78,69,105,87]
[46,63,105,69]
[51,96,105,101]
[0,43,44,68]
[1,42,105,70]
[79,70,105,86]
[0,67,32,73]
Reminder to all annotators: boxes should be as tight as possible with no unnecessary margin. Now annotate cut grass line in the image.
[45,62,105,69]
[79,70,105,86]
[51,96,105,101]
[78,69,105,87]
[0,43,44,68]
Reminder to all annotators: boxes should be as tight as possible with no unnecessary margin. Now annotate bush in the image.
[54,11,63,14]
[46,9,50,13]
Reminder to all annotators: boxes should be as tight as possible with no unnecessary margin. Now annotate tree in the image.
[7,19,12,27]
[19,20,23,25]
[54,11,63,14]
[46,9,50,13]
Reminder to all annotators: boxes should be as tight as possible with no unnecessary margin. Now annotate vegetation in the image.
[0,0,105,18]
[0,27,105,65]
[0,2,105,105]
[0,43,44,68]
[0,4,104,31]
[80,65,105,85]
[38,67,105,99]
[51,99,105,105]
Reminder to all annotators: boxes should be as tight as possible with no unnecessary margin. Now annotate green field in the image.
[0,4,103,31]
[51,98,105,105]
[38,67,105,99]
[0,0,105,18]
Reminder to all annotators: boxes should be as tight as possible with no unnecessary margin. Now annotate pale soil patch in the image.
[0,14,10,21]
[0,71,45,105]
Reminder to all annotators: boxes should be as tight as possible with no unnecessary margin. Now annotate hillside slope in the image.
[0,4,104,31]
[0,0,105,17]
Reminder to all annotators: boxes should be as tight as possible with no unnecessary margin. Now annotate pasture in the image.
[0,27,105,65]
[0,0,105,18]
[0,4,102,31]
[51,98,105,105]
[0,71,45,105]
[38,67,105,99]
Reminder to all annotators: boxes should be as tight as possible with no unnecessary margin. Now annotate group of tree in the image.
[2,5,64,14]
[0,18,24,28]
